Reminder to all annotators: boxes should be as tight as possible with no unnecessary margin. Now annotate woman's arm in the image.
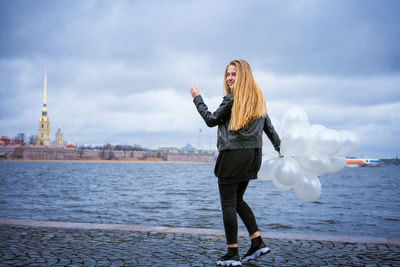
[191,85,233,127]
[264,115,281,153]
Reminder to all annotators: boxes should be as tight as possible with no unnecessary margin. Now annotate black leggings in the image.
[218,181,259,244]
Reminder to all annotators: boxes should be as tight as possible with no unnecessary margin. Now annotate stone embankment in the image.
[1,219,399,266]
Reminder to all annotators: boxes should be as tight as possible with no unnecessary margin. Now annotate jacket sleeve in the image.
[264,115,281,152]
[193,94,233,127]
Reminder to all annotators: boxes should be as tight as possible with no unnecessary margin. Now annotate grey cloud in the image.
[256,73,400,107]
[1,0,400,157]
[2,0,399,76]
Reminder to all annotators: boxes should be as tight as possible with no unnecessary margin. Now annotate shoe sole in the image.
[216,259,241,266]
[241,246,270,262]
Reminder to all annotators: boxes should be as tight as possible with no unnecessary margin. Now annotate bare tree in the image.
[99,143,113,160]
[78,145,85,158]
[99,147,105,160]
[14,133,26,145]
[114,144,123,151]
[104,143,113,151]
[28,135,36,145]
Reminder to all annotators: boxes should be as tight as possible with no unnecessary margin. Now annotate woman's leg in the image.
[218,183,239,246]
[236,181,270,262]
[236,181,259,237]
[217,183,242,265]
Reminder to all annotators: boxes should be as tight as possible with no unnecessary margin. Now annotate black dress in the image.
[214,147,262,184]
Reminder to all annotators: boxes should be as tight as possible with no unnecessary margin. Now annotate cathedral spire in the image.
[43,67,47,106]
[42,68,48,116]
[36,68,50,146]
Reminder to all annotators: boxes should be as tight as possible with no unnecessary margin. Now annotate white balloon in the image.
[294,175,322,202]
[309,124,327,139]
[299,166,319,180]
[328,156,346,172]
[312,129,343,156]
[260,107,360,202]
[295,149,331,176]
[337,130,360,156]
[281,106,309,134]
[275,158,301,186]
[259,157,279,181]
[280,124,311,157]
[273,177,293,191]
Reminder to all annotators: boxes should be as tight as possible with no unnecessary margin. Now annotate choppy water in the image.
[0,161,399,238]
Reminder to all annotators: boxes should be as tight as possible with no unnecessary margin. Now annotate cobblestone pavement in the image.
[1,224,399,266]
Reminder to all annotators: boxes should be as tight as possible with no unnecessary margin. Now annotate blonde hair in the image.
[224,59,266,131]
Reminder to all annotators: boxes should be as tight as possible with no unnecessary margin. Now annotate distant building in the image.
[35,69,50,146]
[0,136,7,146]
[54,126,67,146]
[181,143,196,153]
[158,147,180,153]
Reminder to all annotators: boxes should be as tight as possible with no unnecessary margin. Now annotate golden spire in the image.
[42,68,48,115]
[36,67,50,146]
[43,67,47,105]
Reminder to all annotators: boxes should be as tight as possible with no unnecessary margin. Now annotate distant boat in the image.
[345,158,382,167]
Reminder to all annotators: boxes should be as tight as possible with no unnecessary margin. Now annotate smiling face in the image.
[226,65,237,89]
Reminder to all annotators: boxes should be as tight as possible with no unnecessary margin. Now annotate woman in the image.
[190,59,281,266]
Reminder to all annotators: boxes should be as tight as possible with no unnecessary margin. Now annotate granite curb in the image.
[2,218,399,245]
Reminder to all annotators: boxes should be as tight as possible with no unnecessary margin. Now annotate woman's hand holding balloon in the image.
[260,106,360,202]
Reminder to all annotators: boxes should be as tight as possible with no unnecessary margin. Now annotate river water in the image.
[0,161,399,238]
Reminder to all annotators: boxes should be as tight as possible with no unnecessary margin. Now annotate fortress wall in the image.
[0,146,215,163]
[80,150,214,162]
[20,147,77,160]
[0,146,17,159]
[166,153,215,163]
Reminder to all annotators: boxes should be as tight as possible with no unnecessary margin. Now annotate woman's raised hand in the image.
[190,84,201,98]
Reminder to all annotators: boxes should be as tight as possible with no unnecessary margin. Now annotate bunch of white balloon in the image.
[259,106,360,202]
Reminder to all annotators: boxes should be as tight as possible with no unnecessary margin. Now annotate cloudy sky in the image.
[0,0,399,157]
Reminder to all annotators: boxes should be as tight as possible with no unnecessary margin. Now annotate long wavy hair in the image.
[224,59,266,131]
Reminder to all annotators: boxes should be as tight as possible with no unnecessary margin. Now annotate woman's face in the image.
[226,65,236,89]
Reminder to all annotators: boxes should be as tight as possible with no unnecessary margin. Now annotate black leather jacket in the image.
[193,94,281,152]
